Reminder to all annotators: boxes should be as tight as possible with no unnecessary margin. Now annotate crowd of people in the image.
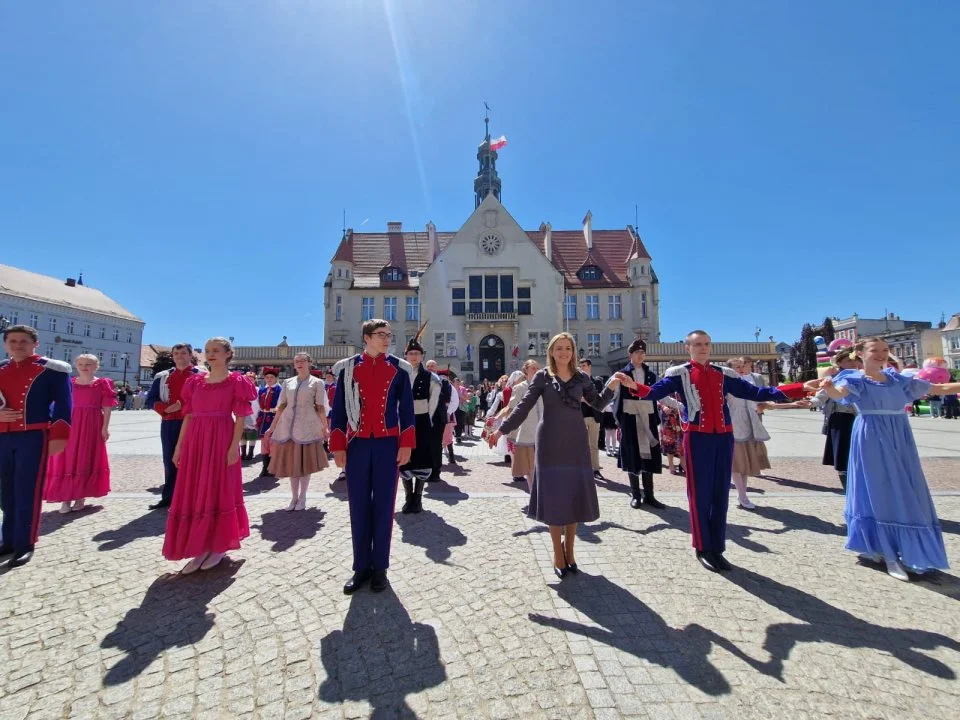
[0,321,957,590]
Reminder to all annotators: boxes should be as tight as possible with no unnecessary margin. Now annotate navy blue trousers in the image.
[346,437,400,571]
[0,430,48,551]
[159,419,183,505]
[682,431,735,554]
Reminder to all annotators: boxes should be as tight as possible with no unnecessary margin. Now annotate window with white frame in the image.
[361,297,375,321]
[608,295,622,320]
[528,331,550,357]
[434,332,445,357]
[383,297,397,321]
[610,333,623,350]
[585,295,599,320]
[641,292,648,318]
[405,295,419,321]
[951,337,960,351]
[517,286,531,315]
[126,330,133,343]
[63,348,73,363]
[48,317,57,331]
[112,328,120,341]
[587,333,601,357]
[29,313,39,327]
[7,310,18,325]
[83,322,91,337]
[335,295,342,321]
[46,345,55,357]
[97,351,104,364]
[110,352,119,368]
[564,294,577,320]
[66,320,75,334]
[98,326,106,339]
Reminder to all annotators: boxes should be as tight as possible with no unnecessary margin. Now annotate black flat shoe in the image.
[370,570,388,593]
[711,552,732,572]
[148,500,171,510]
[0,544,13,557]
[343,569,372,595]
[553,566,569,579]
[8,548,34,568]
[696,551,718,572]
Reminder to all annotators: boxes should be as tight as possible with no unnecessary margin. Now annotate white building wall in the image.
[1,293,144,384]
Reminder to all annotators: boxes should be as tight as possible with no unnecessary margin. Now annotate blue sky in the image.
[2,1,957,347]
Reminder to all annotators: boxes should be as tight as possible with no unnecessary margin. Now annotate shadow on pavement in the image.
[513,521,645,544]
[251,508,326,552]
[423,480,469,506]
[243,473,280,495]
[319,591,445,718]
[641,505,787,554]
[748,504,847,537]
[395,509,467,564]
[101,559,242,686]
[40,505,104,536]
[92,509,167,551]
[530,572,742,696]
[723,566,960,680]
[758,473,844,495]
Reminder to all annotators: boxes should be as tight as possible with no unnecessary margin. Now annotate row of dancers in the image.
[1,322,957,588]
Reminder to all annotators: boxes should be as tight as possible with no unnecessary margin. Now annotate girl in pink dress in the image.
[44,354,116,513]
[164,337,257,574]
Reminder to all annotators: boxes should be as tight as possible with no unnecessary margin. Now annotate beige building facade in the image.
[322,134,661,383]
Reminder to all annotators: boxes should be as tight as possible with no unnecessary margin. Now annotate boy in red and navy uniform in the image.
[256,367,282,475]
[0,325,72,568]
[624,330,810,572]
[145,343,205,510]
[330,319,415,595]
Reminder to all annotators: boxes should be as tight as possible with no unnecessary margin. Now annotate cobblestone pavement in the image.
[1,413,959,719]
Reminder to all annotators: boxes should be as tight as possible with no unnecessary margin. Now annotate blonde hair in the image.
[205,336,234,363]
[521,358,539,373]
[546,332,579,377]
[75,353,99,369]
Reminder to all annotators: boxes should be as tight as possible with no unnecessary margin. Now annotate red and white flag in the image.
[489,135,507,151]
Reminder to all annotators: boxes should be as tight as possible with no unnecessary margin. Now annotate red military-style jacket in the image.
[0,355,72,441]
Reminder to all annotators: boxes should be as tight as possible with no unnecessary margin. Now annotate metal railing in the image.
[466,312,518,322]
[232,345,358,361]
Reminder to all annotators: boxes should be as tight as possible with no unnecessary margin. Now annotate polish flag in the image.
[489,135,507,151]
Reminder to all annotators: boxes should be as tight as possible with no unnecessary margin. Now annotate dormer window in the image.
[381,267,405,282]
[578,265,603,281]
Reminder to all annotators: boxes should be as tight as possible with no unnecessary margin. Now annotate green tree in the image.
[152,351,175,377]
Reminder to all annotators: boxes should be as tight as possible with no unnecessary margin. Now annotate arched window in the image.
[578,265,603,281]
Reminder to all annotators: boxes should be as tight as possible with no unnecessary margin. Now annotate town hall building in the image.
[323,126,661,383]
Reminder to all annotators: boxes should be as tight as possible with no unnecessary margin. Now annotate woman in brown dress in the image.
[490,333,627,579]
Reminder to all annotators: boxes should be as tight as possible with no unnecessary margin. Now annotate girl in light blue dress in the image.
[821,337,960,581]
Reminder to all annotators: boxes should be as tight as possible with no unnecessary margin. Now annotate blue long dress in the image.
[835,369,948,570]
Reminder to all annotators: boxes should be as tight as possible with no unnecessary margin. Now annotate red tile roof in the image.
[330,226,650,290]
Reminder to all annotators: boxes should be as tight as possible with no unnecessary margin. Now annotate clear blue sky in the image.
[2,1,957,347]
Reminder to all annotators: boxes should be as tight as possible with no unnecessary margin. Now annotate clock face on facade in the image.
[479,232,503,256]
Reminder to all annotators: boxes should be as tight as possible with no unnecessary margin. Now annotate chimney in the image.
[427,221,438,262]
[582,210,593,250]
[65,278,76,287]
[387,221,402,233]
[540,222,552,261]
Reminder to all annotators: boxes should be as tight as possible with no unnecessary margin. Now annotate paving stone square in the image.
[1,410,958,719]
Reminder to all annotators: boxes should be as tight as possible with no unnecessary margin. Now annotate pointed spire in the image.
[475,103,501,208]
[77,272,84,286]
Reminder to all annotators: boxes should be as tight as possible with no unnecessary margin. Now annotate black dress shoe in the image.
[370,570,388,593]
[711,552,732,572]
[561,541,578,573]
[343,569,372,595]
[148,500,171,510]
[696,551,718,572]
[8,548,34,568]
[593,470,605,480]
[630,496,642,509]
[0,544,13,557]
[553,565,569,579]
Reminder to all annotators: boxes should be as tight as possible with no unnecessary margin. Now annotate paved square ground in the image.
[1,410,958,719]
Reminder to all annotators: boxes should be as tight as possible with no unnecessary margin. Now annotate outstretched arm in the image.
[928,382,960,396]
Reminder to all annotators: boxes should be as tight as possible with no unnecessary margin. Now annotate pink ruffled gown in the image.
[163,372,257,561]
[44,377,116,502]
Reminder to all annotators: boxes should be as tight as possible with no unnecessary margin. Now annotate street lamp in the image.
[754,326,761,342]
[0,315,9,333]
[121,352,129,388]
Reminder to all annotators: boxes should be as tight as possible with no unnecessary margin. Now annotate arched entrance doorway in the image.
[478,334,505,383]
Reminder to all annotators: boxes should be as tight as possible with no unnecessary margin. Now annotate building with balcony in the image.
[831,312,931,343]
[230,339,358,378]
[1,264,144,384]
[941,312,960,370]
[323,126,660,383]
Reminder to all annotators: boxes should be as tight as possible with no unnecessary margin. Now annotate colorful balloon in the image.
[828,338,853,352]
[916,367,950,384]
[814,335,827,350]
[923,357,947,370]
